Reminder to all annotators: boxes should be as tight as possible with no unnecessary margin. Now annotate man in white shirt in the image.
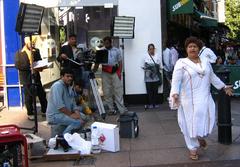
[199,46,217,63]
[170,45,179,68]
[162,43,174,98]
[163,47,172,73]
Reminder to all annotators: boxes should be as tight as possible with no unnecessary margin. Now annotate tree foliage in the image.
[225,0,240,40]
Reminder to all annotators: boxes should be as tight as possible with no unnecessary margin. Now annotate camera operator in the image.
[57,34,83,82]
[93,36,128,115]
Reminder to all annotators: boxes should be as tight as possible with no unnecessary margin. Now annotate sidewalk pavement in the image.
[0,98,239,167]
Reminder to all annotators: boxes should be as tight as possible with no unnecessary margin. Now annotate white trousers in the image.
[183,135,200,151]
[102,72,127,114]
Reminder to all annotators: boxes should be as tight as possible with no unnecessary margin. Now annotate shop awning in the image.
[194,10,218,27]
[169,0,194,15]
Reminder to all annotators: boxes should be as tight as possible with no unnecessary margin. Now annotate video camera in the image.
[75,48,96,64]
[73,45,96,71]
[75,45,108,65]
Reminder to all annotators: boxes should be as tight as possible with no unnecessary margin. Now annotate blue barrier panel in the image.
[6,67,19,85]
[4,0,21,107]
[7,87,20,106]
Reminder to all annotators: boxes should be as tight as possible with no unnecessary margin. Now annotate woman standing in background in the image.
[142,43,162,109]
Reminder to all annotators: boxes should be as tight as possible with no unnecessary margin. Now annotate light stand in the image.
[15,3,44,133]
[120,38,126,96]
[111,16,135,96]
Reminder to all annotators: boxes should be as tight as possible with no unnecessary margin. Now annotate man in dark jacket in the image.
[15,37,47,120]
[57,34,83,82]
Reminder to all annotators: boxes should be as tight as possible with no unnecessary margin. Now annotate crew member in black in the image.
[15,37,47,120]
[57,34,83,82]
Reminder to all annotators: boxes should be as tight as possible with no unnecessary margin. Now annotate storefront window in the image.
[60,6,117,49]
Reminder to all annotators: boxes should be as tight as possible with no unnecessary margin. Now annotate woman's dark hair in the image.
[60,68,73,76]
[148,43,155,50]
[103,36,112,43]
[184,36,203,49]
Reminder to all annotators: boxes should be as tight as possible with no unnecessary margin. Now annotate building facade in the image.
[161,0,225,52]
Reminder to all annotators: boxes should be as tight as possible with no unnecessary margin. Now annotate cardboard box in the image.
[25,133,46,159]
[91,122,120,152]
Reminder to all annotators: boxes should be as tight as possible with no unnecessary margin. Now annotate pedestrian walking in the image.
[170,36,233,160]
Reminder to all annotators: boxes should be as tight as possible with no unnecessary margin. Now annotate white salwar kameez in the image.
[170,57,225,150]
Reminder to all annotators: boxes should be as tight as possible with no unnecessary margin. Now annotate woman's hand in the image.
[172,94,180,108]
[224,85,233,96]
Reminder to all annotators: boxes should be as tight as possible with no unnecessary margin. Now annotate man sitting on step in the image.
[46,68,85,135]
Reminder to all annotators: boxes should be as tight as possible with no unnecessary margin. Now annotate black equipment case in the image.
[118,111,139,138]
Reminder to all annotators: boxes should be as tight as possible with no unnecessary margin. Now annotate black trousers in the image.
[23,81,47,116]
[163,70,172,99]
[145,81,159,106]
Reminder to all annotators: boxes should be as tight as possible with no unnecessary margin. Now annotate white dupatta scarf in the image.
[181,57,208,78]
[169,57,208,110]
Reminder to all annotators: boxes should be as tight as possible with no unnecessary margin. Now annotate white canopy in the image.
[20,0,118,8]
[20,0,59,8]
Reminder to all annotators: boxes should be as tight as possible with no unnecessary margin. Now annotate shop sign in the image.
[233,80,240,90]
[169,0,193,15]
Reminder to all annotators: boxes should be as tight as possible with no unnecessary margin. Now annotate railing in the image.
[0,64,23,109]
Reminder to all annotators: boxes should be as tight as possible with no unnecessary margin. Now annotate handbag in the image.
[148,53,162,86]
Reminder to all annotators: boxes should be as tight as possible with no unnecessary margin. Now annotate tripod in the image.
[89,72,106,119]
[67,58,106,119]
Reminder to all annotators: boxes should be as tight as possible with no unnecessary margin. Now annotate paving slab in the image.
[134,159,240,167]
[30,160,75,167]
[130,134,186,151]
[95,152,130,167]
[130,148,210,167]
[159,120,181,135]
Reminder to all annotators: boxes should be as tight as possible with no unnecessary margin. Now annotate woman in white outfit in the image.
[170,37,233,160]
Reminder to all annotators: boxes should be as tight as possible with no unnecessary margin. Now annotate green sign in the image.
[169,0,194,15]
[228,65,240,95]
[213,65,240,96]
